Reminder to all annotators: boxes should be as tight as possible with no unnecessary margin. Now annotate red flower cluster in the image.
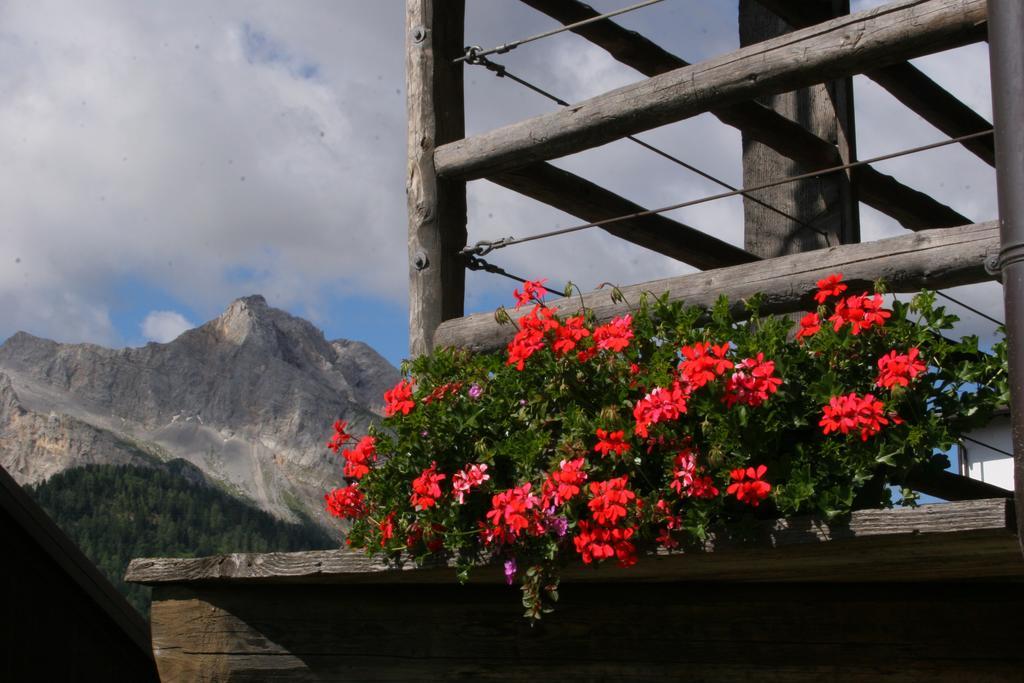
[542,458,588,507]
[587,476,636,526]
[484,483,542,545]
[876,348,926,389]
[410,462,446,510]
[669,446,719,499]
[513,278,549,310]
[726,465,771,506]
[819,392,895,441]
[592,315,634,353]
[324,484,365,519]
[326,419,354,452]
[722,353,783,408]
[576,472,638,567]
[633,383,689,438]
[506,305,559,371]
[830,293,891,335]
[552,315,590,355]
[594,429,629,458]
[384,379,416,417]
[679,342,733,389]
[796,312,821,343]
[341,435,376,479]
[452,463,490,504]
[378,512,396,547]
[573,521,637,567]
[814,274,848,304]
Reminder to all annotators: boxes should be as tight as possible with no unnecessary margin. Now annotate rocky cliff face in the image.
[0,295,400,528]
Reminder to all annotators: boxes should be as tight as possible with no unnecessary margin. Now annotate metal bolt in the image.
[986,252,1003,279]
[413,251,429,271]
[412,26,426,43]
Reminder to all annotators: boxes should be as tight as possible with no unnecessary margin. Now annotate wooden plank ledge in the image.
[126,498,1022,586]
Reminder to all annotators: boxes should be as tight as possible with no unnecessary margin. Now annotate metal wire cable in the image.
[464,254,567,295]
[455,0,666,63]
[935,291,1005,327]
[464,51,831,243]
[461,130,994,257]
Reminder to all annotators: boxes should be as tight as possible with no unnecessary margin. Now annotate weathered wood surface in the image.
[433,221,997,353]
[406,0,467,356]
[435,0,987,180]
[147,581,1024,681]
[126,498,1017,586]
[488,162,758,269]
[518,0,971,232]
[754,0,995,166]
[739,0,860,256]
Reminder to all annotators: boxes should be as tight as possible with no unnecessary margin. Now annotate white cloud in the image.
[141,310,194,343]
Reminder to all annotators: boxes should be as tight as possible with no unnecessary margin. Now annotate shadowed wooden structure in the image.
[1,464,158,682]
[129,0,1024,679]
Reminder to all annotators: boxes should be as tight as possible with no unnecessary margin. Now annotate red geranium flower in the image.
[513,278,549,310]
[678,341,733,389]
[726,465,771,506]
[326,419,354,452]
[594,429,630,458]
[484,483,542,545]
[341,435,376,479]
[410,462,446,510]
[573,520,637,567]
[378,512,396,547]
[506,304,559,370]
[552,315,590,355]
[384,379,416,417]
[722,353,782,408]
[819,392,893,441]
[592,314,634,353]
[829,293,891,335]
[876,348,927,389]
[814,273,848,304]
[587,476,636,526]
[324,484,365,519]
[796,312,821,343]
[543,458,588,507]
[633,382,689,438]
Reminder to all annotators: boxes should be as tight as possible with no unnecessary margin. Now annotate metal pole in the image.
[987,0,1024,553]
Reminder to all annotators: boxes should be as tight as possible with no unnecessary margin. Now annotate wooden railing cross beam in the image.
[507,0,976,231]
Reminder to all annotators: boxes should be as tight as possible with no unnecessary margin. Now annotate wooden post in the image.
[738,0,859,257]
[406,0,467,357]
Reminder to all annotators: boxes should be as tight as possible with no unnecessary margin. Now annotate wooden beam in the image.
[406,0,467,357]
[433,221,997,353]
[738,0,860,256]
[754,0,995,166]
[496,0,977,231]
[435,0,987,180]
[127,497,1017,585]
[487,163,758,270]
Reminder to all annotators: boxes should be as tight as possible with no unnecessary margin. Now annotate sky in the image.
[0,0,1004,368]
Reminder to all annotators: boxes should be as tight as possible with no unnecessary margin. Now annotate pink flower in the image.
[452,463,490,504]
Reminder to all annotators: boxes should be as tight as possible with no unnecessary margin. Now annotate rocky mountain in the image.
[0,295,400,529]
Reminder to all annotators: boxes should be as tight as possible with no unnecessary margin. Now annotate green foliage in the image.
[28,460,335,618]
[335,281,1007,619]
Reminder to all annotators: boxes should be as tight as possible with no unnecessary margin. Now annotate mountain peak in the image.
[212,294,273,345]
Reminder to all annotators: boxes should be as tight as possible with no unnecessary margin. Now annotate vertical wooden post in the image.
[406,0,467,357]
[738,0,859,258]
